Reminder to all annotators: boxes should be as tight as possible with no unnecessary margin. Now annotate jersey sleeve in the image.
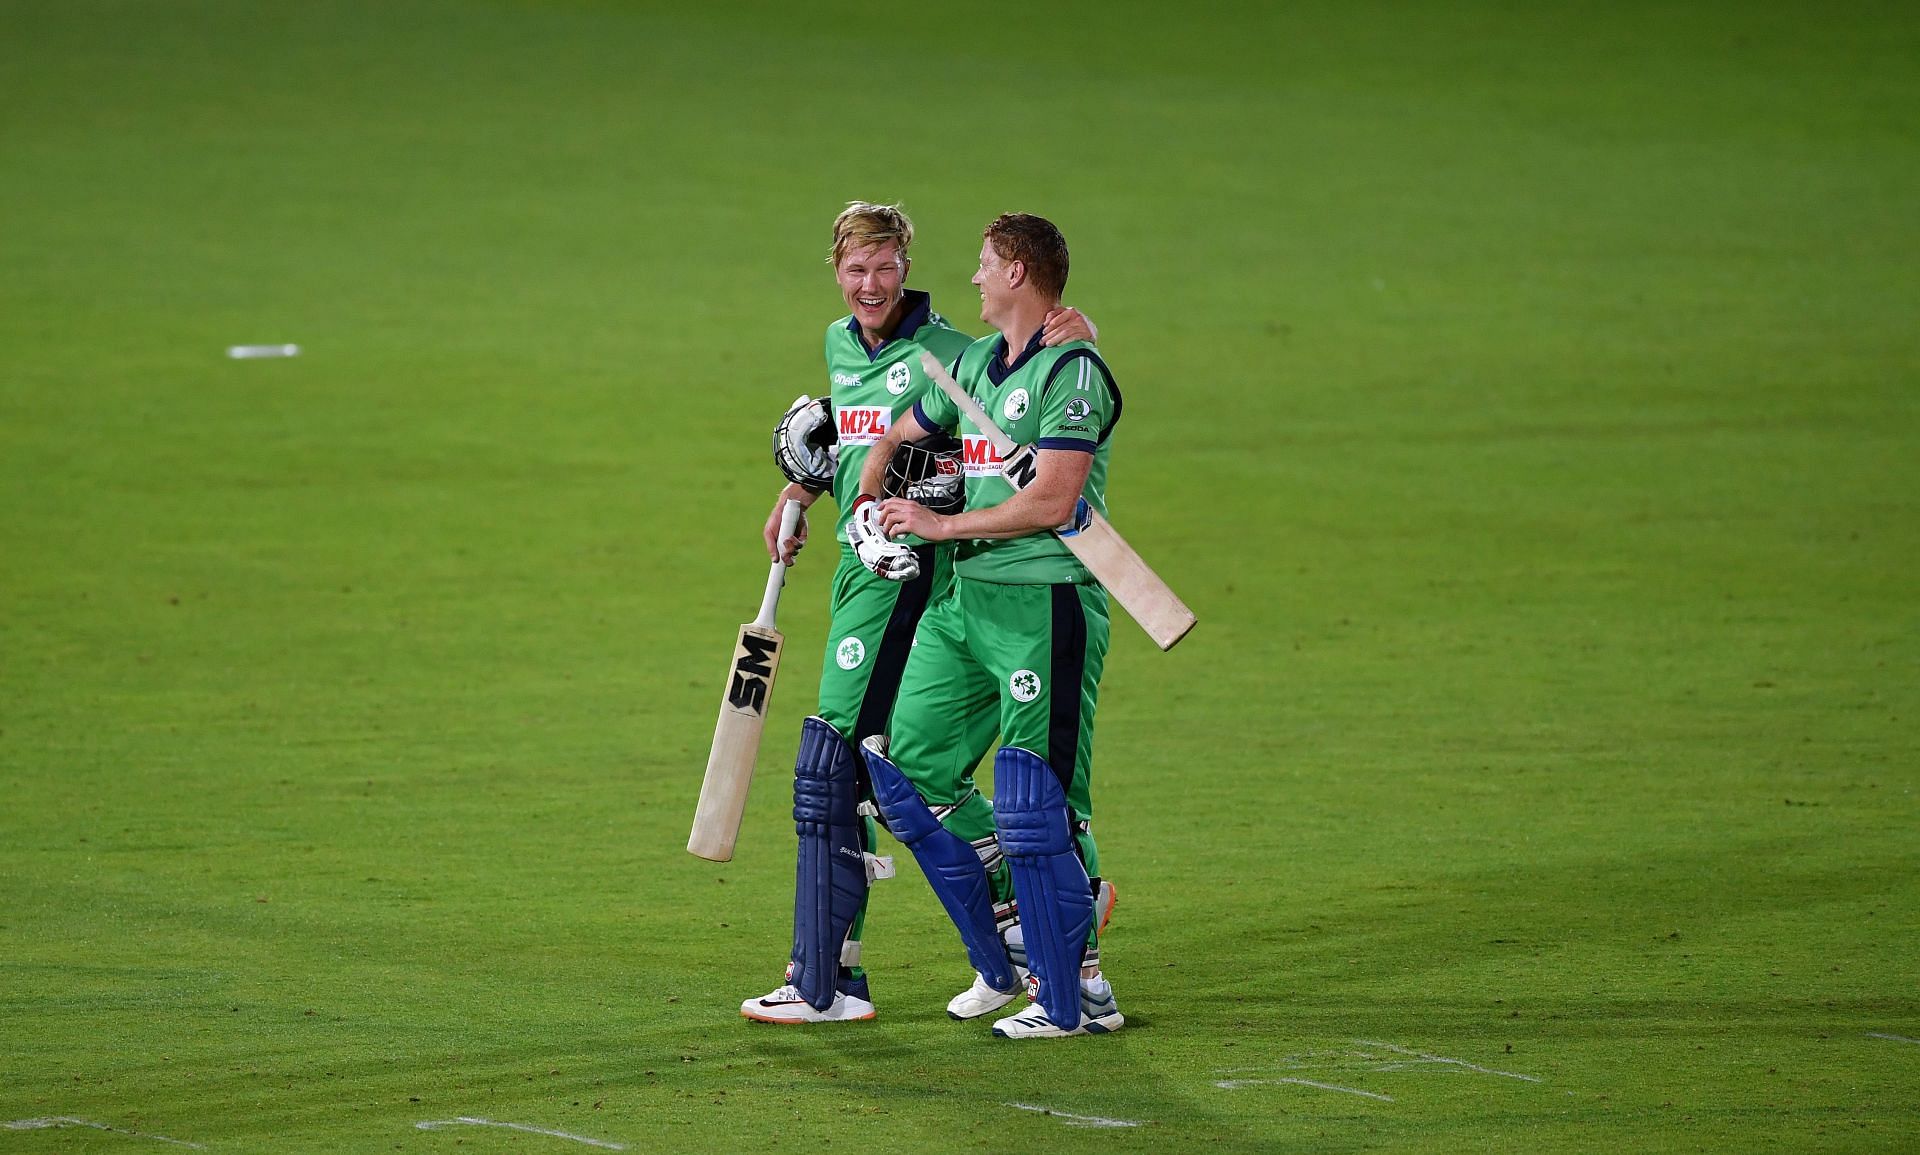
[1035,351,1113,452]
[913,372,959,434]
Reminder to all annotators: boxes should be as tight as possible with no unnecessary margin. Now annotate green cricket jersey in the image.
[823,289,974,541]
[915,330,1120,585]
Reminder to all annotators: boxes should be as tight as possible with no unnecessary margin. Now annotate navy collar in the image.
[845,289,934,360]
[986,326,1048,385]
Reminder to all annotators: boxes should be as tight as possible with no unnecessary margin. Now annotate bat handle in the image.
[754,499,803,628]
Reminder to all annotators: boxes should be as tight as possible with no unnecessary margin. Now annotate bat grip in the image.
[755,499,802,628]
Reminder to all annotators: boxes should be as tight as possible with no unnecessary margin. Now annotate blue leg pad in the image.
[791,716,867,1011]
[862,738,1017,994]
[993,746,1094,1030]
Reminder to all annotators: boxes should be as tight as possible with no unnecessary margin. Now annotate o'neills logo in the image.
[961,435,1005,477]
[837,406,891,445]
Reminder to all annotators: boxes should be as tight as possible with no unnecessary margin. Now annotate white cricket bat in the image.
[687,499,804,861]
[918,351,1197,651]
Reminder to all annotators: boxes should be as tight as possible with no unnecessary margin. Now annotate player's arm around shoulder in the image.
[1040,306,1097,347]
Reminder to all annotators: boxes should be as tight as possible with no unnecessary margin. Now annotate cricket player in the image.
[857,212,1124,1038]
[741,202,1093,1024]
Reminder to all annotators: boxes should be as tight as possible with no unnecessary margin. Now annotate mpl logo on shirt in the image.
[837,406,891,445]
[961,434,1006,477]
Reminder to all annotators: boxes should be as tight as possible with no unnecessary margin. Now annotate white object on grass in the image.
[415,1117,626,1149]
[5,1117,205,1148]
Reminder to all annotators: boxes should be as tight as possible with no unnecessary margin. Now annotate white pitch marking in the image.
[1867,1032,1920,1045]
[416,1117,627,1149]
[1005,1102,1141,1128]
[1212,1078,1394,1102]
[5,1117,206,1148]
[1356,1040,1541,1082]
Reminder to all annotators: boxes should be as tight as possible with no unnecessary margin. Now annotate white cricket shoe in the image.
[966,882,1115,1020]
[947,971,1025,1020]
[740,983,876,1024]
[991,975,1123,1039]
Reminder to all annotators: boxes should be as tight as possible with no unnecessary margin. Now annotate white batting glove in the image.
[847,495,920,582]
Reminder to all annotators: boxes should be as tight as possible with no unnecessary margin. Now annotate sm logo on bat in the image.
[727,632,780,714]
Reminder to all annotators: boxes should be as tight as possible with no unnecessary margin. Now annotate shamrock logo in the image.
[1009,669,1042,703]
[836,637,867,670]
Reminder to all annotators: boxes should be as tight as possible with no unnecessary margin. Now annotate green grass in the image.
[3,0,1917,1150]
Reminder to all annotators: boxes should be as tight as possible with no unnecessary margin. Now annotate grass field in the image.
[3,1,1917,1150]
